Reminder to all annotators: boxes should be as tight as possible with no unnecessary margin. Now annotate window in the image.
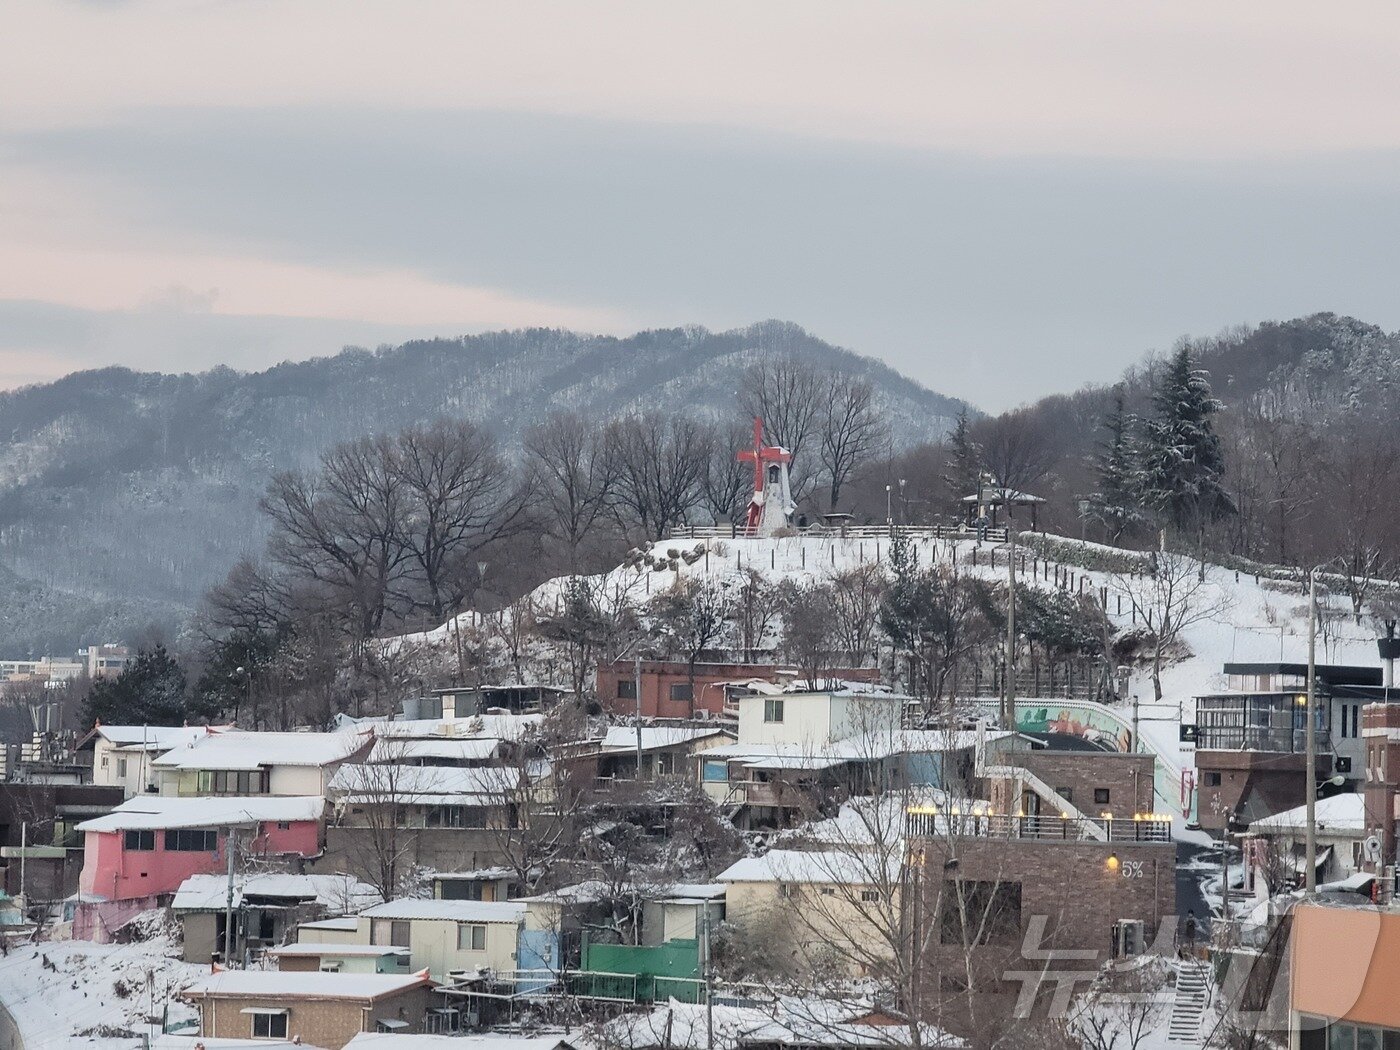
[372,919,411,946]
[1056,787,1073,803]
[457,923,487,951]
[117,758,128,777]
[100,755,109,769]
[777,883,795,898]
[276,821,291,830]
[702,759,728,783]
[940,880,1022,945]
[197,769,268,795]
[165,829,218,852]
[123,829,155,851]
[860,889,881,903]
[250,1012,288,1039]
[1204,772,1222,787]
[819,887,836,896]
[617,679,637,701]
[1094,788,1111,805]
[669,682,694,703]
[427,805,488,829]
[764,699,785,723]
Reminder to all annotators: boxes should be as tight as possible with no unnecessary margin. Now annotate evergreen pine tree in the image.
[83,645,190,727]
[1138,346,1235,534]
[1088,390,1144,543]
[942,407,981,510]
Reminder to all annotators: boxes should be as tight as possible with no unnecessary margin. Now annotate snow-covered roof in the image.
[602,996,956,1050]
[432,867,516,881]
[329,764,520,804]
[346,1035,581,1050]
[182,971,429,1000]
[1249,793,1365,834]
[654,882,725,904]
[153,729,369,770]
[172,873,380,913]
[703,729,1009,770]
[299,915,359,932]
[361,898,526,923]
[93,725,225,752]
[368,737,502,764]
[77,795,325,832]
[718,849,896,886]
[787,790,970,848]
[599,726,731,753]
[267,943,410,958]
[372,714,543,742]
[155,1038,330,1050]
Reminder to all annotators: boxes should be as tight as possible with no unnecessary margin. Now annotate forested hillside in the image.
[0,321,965,654]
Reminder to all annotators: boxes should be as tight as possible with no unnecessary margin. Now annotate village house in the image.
[151,729,372,797]
[696,688,1025,828]
[429,868,517,902]
[181,970,437,1049]
[171,871,381,964]
[314,897,527,981]
[1242,794,1366,895]
[79,724,225,798]
[593,725,734,782]
[74,794,326,938]
[596,659,881,720]
[717,849,895,975]
[0,781,123,902]
[1192,662,1380,831]
[269,942,413,974]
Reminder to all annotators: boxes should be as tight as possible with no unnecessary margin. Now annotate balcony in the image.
[1194,692,1329,755]
[905,810,1171,844]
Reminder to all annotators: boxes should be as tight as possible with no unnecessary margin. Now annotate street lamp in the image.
[899,479,907,525]
[885,484,893,532]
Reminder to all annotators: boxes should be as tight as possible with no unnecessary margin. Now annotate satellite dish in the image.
[1365,835,1382,861]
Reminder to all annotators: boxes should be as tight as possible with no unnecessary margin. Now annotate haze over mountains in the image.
[0,321,966,655]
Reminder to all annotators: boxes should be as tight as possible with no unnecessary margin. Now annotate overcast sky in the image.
[5,2,1400,410]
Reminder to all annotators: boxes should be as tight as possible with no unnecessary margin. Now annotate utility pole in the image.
[701,907,714,1050]
[223,827,238,965]
[635,653,644,779]
[1305,567,1318,892]
[1003,511,1017,735]
[18,821,26,914]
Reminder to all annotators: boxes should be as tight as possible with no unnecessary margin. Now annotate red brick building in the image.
[595,659,880,719]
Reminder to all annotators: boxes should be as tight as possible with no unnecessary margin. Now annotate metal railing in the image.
[666,523,1010,544]
[443,968,706,1005]
[1194,726,1332,754]
[905,811,1172,843]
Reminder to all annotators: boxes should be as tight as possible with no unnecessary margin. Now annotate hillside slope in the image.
[0,321,967,654]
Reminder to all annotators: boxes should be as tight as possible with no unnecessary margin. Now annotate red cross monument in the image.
[737,417,795,536]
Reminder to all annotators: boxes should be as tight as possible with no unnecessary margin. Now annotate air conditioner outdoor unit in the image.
[1112,919,1146,959]
[694,709,711,721]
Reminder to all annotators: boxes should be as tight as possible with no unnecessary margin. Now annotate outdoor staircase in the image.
[1169,959,1209,1043]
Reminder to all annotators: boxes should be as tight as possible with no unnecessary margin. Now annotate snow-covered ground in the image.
[401,531,1386,821]
[0,917,206,1050]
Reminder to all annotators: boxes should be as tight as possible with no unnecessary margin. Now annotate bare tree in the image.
[392,419,529,622]
[648,577,732,714]
[261,434,410,642]
[526,412,619,568]
[972,407,1060,495]
[778,580,838,690]
[730,568,778,663]
[607,413,710,540]
[1114,552,1232,701]
[330,740,436,900]
[701,418,754,526]
[829,564,887,668]
[820,372,886,511]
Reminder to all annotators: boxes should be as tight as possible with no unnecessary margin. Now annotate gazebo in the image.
[962,476,1045,530]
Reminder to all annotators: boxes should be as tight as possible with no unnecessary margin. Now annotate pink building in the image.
[74,795,326,940]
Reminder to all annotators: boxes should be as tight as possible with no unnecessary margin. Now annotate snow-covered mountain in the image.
[0,321,967,654]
